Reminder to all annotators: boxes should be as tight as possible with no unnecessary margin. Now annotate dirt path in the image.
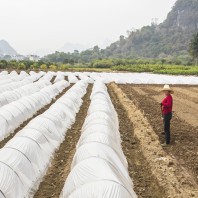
[111,83,198,197]
[185,86,198,92]
[0,85,73,149]
[34,85,92,198]
[119,84,198,185]
[108,85,166,198]
[172,87,198,103]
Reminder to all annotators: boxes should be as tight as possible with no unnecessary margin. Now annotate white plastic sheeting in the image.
[29,71,45,77]
[67,73,79,83]
[54,72,65,83]
[78,73,94,83]
[10,71,198,84]
[20,71,29,78]
[88,72,198,85]
[0,72,43,95]
[0,71,30,83]
[0,80,70,142]
[0,79,31,94]
[26,71,44,82]
[0,80,88,198]
[0,71,8,76]
[1,71,28,82]
[61,81,137,198]
[62,71,198,85]
[0,80,51,107]
[3,70,197,85]
[40,71,55,82]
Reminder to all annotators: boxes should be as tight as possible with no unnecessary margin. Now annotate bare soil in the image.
[34,85,92,198]
[119,84,198,186]
[108,85,166,198]
[50,76,56,83]
[2,81,198,197]
[64,76,68,81]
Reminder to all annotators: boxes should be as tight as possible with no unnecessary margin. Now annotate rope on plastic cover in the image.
[77,141,124,163]
[68,178,132,198]
[7,103,25,115]
[4,147,32,164]
[0,114,9,126]
[0,190,6,198]
[39,114,62,125]
[13,136,42,149]
[21,127,51,144]
[15,100,32,110]
[0,161,25,189]
[71,154,128,179]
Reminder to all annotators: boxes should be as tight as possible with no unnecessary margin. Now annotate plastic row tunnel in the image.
[0,80,70,142]
[60,81,137,198]
[0,80,89,197]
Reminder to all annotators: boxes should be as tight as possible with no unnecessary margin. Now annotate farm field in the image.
[0,70,197,197]
[115,84,198,197]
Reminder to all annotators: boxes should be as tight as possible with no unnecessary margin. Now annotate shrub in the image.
[17,63,26,70]
[60,64,69,70]
[40,64,48,70]
[49,65,57,71]
[92,59,114,68]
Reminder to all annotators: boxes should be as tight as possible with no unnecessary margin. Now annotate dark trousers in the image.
[163,112,172,144]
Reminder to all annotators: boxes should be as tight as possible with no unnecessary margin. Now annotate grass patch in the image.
[112,64,198,75]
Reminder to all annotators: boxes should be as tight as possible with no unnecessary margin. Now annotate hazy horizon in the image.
[0,0,177,55]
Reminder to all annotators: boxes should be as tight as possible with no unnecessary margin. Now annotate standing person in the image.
[160,85,174,146]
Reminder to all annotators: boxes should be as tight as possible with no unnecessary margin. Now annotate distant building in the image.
[27,55,40,61]
[11,55,26,61]
[0,54,40,61]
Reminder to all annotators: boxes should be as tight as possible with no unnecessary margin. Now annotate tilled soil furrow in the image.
[108,85,166,198]
[0,84,73,149]
[119,84,198,184]
[64,76,68,81]
[139,86,198,128]
[172,87,198,103]
[50,76,56,83]
[189,87,198,92]
[111,83,198,197]
[34,85,92,198]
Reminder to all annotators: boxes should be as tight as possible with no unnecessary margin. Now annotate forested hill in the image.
[104,0,198,58]
[43,0,198,63]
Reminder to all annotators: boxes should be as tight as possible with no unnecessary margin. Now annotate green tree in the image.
[30,62,39,69]
[40,64,48,70]
[49,65,57,71]
[92,59,114,68]
[189,33,198,64]
[60,64,69,70]
[0,60,7,69]
[17,62,26,70]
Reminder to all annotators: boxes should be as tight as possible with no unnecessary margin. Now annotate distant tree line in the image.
[41,0,198,63]
[1,31,198,71]
[0,60,68,71]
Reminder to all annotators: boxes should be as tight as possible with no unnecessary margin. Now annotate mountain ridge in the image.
[104,0,198,58]
[0,40,18,56]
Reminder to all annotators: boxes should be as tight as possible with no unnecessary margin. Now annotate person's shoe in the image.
[161,143,169,147]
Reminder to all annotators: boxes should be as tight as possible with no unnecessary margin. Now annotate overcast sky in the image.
[0,0,177,55]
